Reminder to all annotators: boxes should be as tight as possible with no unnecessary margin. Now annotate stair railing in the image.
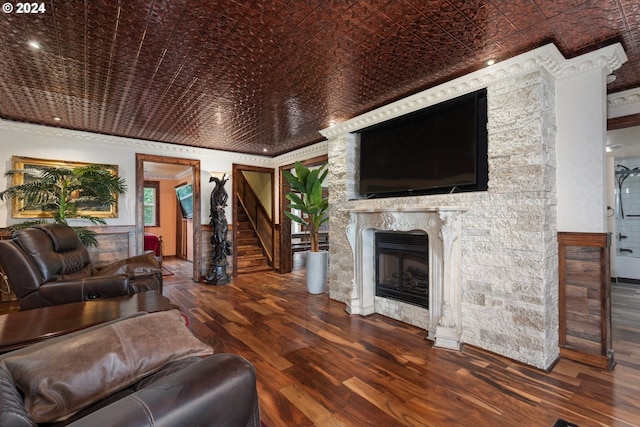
[236,172,274,265]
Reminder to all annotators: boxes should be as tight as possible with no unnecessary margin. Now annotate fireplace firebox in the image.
[375,231,429,309]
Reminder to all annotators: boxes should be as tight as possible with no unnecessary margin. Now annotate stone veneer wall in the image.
[327,70,559,369]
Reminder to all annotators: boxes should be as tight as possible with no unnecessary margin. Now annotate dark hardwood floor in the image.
[1,257,639,426]
[159,257,640,427]
[611,280,640,370]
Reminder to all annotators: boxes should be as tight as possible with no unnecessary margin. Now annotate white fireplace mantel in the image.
[345,206,466,350]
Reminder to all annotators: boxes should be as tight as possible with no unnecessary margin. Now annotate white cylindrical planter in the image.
[306,250,328,294]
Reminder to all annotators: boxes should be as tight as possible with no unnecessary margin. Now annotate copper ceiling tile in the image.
[535,0,580,19]
[1,0,640,155]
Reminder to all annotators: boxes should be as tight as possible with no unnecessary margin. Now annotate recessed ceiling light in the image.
[53,116,62,122]
[486,59,496,66]
[606,144,622,152]
[27,40,41,50]
[262,148,268,152]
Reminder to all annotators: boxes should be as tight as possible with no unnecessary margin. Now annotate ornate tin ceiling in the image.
[0,0,639,156]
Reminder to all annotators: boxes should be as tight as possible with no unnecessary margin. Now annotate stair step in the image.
[237,237,259,246]
[236,246,265,256]
[237,259,270,270]
[237,229,255,239]
[235,204,270,273]
[237,252,267,260]
[237,265,273,274]
[237,256,269,268]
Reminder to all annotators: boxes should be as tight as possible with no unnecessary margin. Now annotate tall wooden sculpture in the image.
[205,174,232,285]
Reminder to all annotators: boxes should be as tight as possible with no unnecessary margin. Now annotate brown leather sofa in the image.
[0,310,261,427]
[0,223,163,310]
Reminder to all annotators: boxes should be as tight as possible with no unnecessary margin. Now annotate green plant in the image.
[0,164,126,246]
[283,161,329,252]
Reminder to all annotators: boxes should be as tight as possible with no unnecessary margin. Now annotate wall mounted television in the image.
[175,183,193,219]
[358,88,488,199]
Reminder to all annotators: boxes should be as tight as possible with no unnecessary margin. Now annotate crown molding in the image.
[271,140,329,166]
[320,43,627,139]
[1,42,627,162]
[144,168,194,181]
[0,120,274,165]
[607,87,640,119]
[144,174,181,181]
[558,43,627,80]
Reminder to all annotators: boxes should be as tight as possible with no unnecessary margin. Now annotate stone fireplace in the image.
[345,207,465,350]
[321,43,625,370]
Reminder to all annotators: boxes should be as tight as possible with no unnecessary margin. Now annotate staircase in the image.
[236,205,271,274]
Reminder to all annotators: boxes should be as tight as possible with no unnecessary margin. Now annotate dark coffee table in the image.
[0,291,178,353]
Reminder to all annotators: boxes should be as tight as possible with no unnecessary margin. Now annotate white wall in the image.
[556,68,610,232]
[242,170,273,218]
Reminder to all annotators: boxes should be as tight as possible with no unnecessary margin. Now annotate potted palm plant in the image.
[283,161,329,294]
[0,164,126,246]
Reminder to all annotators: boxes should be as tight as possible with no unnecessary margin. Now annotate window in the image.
[144,181,160,226]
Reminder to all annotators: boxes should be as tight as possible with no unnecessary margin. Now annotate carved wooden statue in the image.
[205,174,232,285]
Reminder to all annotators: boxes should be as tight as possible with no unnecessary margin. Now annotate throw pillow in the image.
[1,309,212,423]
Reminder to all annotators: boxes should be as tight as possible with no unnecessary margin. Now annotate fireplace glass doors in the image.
[375,231,429,309]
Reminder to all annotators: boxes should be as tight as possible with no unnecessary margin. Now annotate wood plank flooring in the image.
[611,280,640,371]
[158,259,640,427]
[1,259,639,426]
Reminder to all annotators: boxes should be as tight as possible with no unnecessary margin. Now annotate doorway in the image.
[607,124,640,367]
[135,154,201,282]
[232,163,275,276]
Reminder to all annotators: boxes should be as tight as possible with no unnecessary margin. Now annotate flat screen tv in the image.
[358,89,488,198]
[175,183,193,219]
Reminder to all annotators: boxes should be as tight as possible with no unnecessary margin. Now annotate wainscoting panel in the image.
[85,226,136,267]
[558,232,614,370]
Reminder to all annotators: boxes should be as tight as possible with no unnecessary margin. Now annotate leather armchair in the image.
[0,224,162,310]
[64,354,261,427]
[0,354,260,427]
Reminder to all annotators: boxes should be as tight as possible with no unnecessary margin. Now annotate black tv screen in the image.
[175,183,193,219]
[359,89,488,198]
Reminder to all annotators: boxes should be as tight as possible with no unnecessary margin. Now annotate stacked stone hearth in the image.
[320,43,626,369]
